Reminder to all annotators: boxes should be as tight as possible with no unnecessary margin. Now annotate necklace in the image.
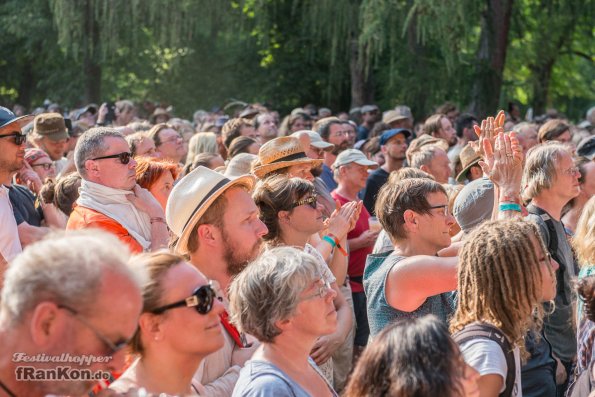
[0,378,17,397]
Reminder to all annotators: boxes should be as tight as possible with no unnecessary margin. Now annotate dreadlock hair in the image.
[252,175,315,244]
[578,275,595,323]
[450,219,550,361]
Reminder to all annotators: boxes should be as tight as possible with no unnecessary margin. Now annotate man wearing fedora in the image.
[29,113,69,162]
[166,166,268,396]
[0,106,33,263]
[362,128,410,215]
[67,127,169,253]
[455,143,483,184]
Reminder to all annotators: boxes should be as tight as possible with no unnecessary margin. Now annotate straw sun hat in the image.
[251,136,323,178]
[166,166,255,255]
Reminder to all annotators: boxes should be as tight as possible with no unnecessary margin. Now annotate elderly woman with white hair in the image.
[229,247,339,397]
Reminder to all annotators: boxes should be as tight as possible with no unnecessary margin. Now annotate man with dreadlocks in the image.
[451,219,558,397]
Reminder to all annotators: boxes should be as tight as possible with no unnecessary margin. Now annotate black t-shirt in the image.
[7,184,43,226]
[362,167,389,215]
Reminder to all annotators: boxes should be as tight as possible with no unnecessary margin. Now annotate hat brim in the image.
[456,158,481,183]
[253,158,323,179]
[384,115,409,124]
[311,141,335,151]
[354,159,379,168]
[1,114,34,131]
[175,174,255,255]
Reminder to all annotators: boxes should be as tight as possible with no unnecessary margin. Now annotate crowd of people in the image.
[0,99,594,397]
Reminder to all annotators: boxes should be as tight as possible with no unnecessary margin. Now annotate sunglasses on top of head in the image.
[150,283,219,315]
[292,194,318,210]
[0,131,27,146]
[91,151,132,165]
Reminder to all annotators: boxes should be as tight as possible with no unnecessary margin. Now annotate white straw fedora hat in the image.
[166,166,255,254]
[251,136,323,179]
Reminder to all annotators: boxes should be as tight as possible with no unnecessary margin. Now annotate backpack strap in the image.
[527,204,569,304]
[453,323,516,397]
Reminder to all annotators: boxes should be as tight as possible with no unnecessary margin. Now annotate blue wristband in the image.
[322,235,337,247]
[499,203,521,212]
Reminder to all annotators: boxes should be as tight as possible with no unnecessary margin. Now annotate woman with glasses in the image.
[110,252,225,396]
[229,247,339,396]
[252,176,354,386]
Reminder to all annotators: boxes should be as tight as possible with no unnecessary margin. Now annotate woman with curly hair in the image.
[450,219,558,397]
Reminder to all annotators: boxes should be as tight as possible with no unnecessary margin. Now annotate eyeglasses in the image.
[31,163,55,171]
[58,305,128,356]
[331,130,356,137]
[300,277,333,301]
[160,135,183,145]
[292,194,318,209]
[151,283,219,315]
[91,151,132,165]
[0,131,27,145]
[561,166,580,176]
[429,204,450,216]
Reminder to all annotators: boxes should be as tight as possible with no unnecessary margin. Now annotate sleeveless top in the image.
[363,251,456,337]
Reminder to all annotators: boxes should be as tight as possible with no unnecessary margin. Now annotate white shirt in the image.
[0,185,22,261]
[460,337,522,397]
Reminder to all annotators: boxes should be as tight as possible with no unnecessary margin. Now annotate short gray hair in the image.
[522,142,571,201]
[0,230,145,326]
[410,145,442,169]
[512,122,537,136]
[228,247,321,343]
[74,127,125,178]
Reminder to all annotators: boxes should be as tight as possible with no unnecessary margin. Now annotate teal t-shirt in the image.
[363,251,456,338]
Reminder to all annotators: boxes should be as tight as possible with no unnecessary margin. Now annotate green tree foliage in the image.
[0,0,592,121]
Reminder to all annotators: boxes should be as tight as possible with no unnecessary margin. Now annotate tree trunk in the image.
[17,60,34,108]
[469,0,514,119]
[530,59,555,115]
[83,0,101,103]
[350,39,374,108]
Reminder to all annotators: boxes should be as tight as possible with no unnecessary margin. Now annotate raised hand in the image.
[473,110,506,160]
[478,131,523,191]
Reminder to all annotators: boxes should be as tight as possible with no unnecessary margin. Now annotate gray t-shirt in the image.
[526,212,577,362]
[232,359,338,397]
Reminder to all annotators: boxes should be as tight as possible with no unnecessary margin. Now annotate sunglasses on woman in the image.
[0,131,27,146]
[91,151,132,165]
[150,283,218,315]
[292,194,318,210]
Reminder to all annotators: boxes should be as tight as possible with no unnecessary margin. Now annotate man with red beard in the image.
[166,166,268,396]
[362,128,410,215]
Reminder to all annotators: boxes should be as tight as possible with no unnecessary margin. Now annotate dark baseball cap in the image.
[0,106,34,130]
[380,128,412,145]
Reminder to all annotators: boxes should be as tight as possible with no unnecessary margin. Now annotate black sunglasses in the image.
[91,151,132,165]
[0,131,27,146]
[151,284,218,315]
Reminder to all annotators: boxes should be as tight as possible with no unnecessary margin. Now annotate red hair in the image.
[135,156,180,190]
